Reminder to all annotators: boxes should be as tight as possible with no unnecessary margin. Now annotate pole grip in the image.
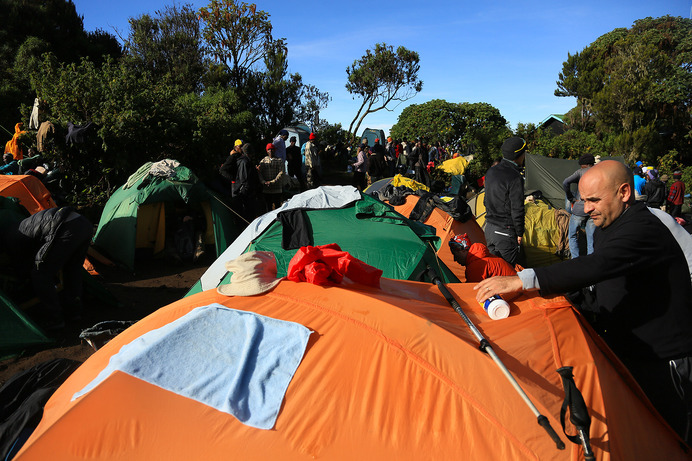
[538,415,566,450]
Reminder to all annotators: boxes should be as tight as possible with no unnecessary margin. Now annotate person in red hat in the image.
[258,143,285,212]
[449,233,517,282]
[304,133,320,189]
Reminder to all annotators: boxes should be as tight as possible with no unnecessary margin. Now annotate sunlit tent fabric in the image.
[467,189,487,227]
[523,198,568,267]
[92,161,238,271]
[13,281,688,460]
[0,175,56,214]
[383,193,486,282]
[188,186,458,296]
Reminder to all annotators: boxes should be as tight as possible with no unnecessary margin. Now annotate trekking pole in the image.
[557,366,595,461]
[425,266,565,451]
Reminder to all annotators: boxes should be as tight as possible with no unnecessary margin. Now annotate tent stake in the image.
[426,266,565,451]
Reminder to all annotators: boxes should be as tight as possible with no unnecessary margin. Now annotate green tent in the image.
[0,197,52,360]
[0,288,52,361]
[187,186,459,296]
[93,161,240,271]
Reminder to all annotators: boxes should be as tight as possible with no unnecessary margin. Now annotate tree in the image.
[346,43,422,139]
[30,53,254,206]
[391,100,510,184]
[391,99,509,155]
[199,0,274,86]
[123,3,206,94]
[243,39,329,138]
[555,16,692,163]
[0,0,120,132]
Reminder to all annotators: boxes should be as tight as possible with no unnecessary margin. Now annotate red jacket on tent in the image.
[465,242,517,282]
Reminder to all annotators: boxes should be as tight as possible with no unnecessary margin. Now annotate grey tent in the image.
[524,153,625,209]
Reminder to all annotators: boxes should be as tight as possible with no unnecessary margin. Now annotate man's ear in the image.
[619,182,632,203]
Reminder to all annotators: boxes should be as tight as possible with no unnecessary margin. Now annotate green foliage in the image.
[430,168,453,191]
[517,126,608,160]
[123,3,206,94]
[0,0,332,208]
[346,43,423,138]
[555,16,692,162]
[199,0,274,85]
[243,40,329,138]
[30,53,255,206]
[0,0,120,132]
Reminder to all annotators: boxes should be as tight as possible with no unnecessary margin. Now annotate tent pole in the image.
[426,266,565,451]
[211,194,250,225]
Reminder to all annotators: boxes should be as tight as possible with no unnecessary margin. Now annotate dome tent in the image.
[93,161,240,271]
[11,279,688,460]
[187,186,459,296]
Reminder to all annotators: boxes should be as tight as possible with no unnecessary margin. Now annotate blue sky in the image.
[73,0,691,136]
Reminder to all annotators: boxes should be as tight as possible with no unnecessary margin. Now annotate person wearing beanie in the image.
[219,139,245,195]
[643,168,666,209]
[562,153,596,257]
[258,143,285,212]
[231,142,257,224]
[667,171,686,219]
[482,136,527,265]
[304,133,320,189]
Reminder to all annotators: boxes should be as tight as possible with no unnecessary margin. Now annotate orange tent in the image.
[0,175,56,214]
[391,194,486,281]
[14,280,687,460]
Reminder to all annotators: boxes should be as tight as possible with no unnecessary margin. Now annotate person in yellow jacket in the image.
[4,122,27,160]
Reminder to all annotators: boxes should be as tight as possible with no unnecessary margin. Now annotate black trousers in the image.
[32,215,92,321]
[624,355,692,444]
[484,222,522,266]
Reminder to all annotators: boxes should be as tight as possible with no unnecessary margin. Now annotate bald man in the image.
[475,160,692,443]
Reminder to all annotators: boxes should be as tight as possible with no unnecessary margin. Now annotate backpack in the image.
[219,153,240,183]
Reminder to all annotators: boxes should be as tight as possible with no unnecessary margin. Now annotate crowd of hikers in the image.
[213,131,471,227]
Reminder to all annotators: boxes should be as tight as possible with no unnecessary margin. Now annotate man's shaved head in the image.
[580,160,634,228]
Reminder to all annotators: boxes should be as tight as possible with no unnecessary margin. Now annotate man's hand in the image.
[517,236,522,245]
[474,276,524,303]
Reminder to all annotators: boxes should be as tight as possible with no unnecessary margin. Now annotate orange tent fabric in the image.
[391,194,486,281]
[0,175,56,214]
[15,280,687,460]
[4,122,26,160]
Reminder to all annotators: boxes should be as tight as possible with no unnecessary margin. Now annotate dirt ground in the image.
[0,249,216,387]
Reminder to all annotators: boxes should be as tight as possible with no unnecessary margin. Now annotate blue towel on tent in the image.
[73,304,312,430]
